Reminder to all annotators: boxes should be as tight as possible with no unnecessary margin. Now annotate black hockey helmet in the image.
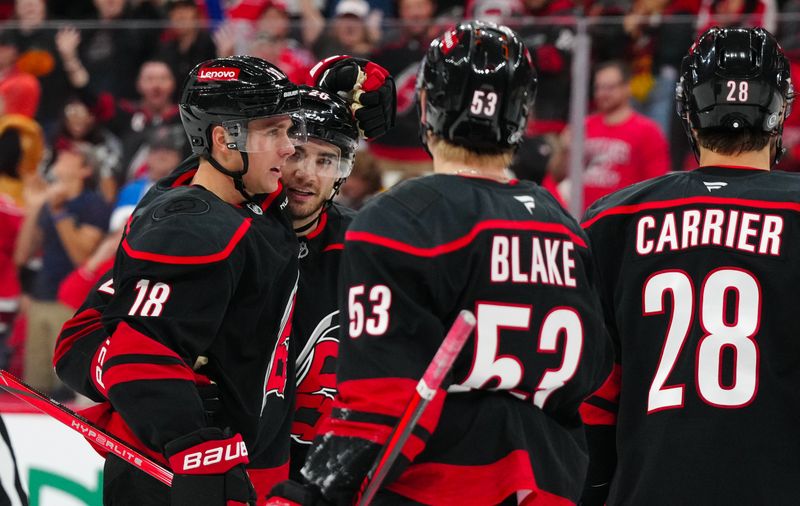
[179,55,305,201]
[297,85,359,180]
[416,21,537,154]
[180,55,304,156]
[676,27,795,162]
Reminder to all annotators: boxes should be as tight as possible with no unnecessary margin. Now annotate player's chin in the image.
[255,174,280,195]
[269,168,285,187]
[285,197,309,216]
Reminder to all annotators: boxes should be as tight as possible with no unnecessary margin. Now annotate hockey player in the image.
[54,57,395,505]
[270,21,612,505]
[61,55,305,506]
[282,87,358,480]
[580,27,800,505]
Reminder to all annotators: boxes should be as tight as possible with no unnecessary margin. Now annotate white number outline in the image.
[348,284,365,337]
[348,285,393,338]
[644,268,761,413]
[726,80,749,102]
[644,270,694,413]
[469,90,499,117]
[365,285,392,336]
[128,279,171,317]
[453,301,584,409]
[696,267,760,408]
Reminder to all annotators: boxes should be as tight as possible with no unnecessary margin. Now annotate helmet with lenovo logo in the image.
[180,55,305,157]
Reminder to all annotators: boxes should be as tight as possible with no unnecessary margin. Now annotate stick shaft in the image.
[0,370,173,486]
[355,310,476,506]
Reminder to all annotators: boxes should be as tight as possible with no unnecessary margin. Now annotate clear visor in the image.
[222,113,307,153]
[285,137,355,179]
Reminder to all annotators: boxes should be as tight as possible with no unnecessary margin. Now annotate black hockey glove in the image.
[165,427,256,506]
[265,480,333,506]
[310,55,396,140]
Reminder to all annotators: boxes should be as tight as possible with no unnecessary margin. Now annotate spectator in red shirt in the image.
[246,31,315,84]
[215,0,316,84]
[556,60,669,212]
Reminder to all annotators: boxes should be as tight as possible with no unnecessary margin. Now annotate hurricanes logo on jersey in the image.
[263,282,297,409]
[291,311,340,444]
[264,331,290,400]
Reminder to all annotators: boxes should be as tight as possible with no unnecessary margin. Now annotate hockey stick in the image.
[0,369,173,486]
[354,309,476,506]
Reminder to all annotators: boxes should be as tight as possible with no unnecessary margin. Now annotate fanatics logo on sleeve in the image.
[514,195,536,214]
[197,67,240,81]
[703,181,728,192]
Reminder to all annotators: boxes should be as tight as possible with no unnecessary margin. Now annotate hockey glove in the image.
[310,55,396,140]
[165,427,256,506]
[266,480,333,506]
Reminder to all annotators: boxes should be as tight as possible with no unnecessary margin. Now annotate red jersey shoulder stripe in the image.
[121,218,251,265]
[582,196,800,229]
[346,219,587,257]
[322,243,344,253]
[171,169,197,187]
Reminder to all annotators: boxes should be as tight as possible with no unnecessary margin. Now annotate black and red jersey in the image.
[55,158,201,403]
[54,158,300,498]
[581,166,800,505]
[289,203,354,479]
[301,174,612,505]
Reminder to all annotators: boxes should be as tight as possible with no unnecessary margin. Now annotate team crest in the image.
[291,311,340,444]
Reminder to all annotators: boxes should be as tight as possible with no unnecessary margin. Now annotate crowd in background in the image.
[0,0,799,400]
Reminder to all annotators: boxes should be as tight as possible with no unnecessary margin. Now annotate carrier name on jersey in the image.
[490,234,577,287]
[636,209,783,256]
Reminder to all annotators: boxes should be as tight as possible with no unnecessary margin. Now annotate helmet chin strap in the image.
[207,151,257,203]
[293,216,320,234]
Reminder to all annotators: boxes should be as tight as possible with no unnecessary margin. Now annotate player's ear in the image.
[211,125,237,152]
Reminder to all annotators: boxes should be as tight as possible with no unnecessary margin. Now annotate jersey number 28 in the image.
[644,268,760,413]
